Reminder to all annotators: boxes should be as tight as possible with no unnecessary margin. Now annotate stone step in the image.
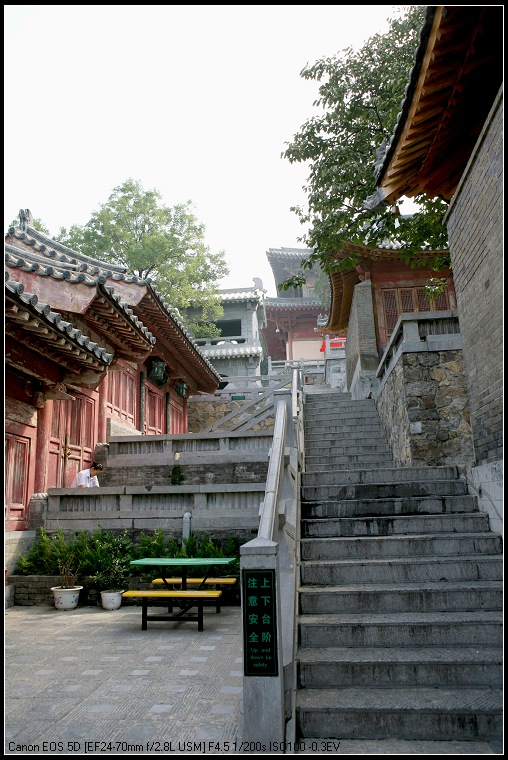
[299,580,503,614]
[304,421,384,432]
[301,495,478,519]
[294,738,500,755]
[300,532,503,560]
[300,555,503,584]
[301,465,459,485]
[297,646,503,688]
[305,426,387,438]
[298,611,503,648]
[303,415,384,427]
[301,480,469,501]
[304,453,393,468]
[303,399,372,410]
[304,443,392,458]
[301,512,491,537]
[296,686,503,741]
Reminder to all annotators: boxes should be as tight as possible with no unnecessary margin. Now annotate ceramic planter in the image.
[100,590,124,610]
[51,586,83,610]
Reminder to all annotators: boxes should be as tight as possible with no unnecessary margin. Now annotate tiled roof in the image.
[5,275,113,369]
[199,345,264,359]
[7,226,148,283]
[219,290,265,303]
[5,242,156,348]
[364,6,503,209]
[5,224,221,387]
[266,247,313,261]
[266,297,323,310]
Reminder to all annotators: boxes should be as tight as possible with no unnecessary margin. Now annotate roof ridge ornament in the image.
[19,208,34,231]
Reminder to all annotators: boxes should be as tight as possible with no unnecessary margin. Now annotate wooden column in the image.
[34,398,52,493]
[139,372,145,434]
[165,391,171,434]
[97,374,108,443]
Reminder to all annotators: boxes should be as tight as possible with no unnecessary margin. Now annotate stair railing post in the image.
[239,537,285,746]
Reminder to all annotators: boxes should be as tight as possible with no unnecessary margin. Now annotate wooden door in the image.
[47,395,96,488]
[5,432,31,530]
[145,385,165,435]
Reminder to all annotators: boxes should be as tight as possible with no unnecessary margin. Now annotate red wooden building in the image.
[323,241,455,349]
[5,212,221,530]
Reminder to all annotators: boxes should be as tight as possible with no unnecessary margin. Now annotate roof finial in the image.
[19,208,33,231]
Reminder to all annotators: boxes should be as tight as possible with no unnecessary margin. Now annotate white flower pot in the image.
[51,586,83,610]
[100,590,124,610]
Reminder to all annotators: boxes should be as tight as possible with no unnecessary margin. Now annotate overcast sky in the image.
[4,5,405,296]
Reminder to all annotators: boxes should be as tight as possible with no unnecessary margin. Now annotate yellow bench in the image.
[122,589,222,631]
[151,578,237,612]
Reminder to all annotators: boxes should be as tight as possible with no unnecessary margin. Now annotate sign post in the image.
[242,568,278,677]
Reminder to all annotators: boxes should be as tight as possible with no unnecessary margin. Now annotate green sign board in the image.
[242,568,278,677]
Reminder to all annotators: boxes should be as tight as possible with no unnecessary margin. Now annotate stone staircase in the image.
[295,388,503,750]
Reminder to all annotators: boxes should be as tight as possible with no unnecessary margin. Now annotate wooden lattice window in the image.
[382,286,450,338]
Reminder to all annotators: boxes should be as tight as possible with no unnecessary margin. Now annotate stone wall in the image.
[100,461,268,488]
[8,573,241,607]
[188,398,274,433]
[377,349,474,467]
[5,531,37,576]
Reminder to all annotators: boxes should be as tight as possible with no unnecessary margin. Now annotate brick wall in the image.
[445,89,503,466]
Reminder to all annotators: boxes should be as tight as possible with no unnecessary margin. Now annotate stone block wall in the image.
[188,398,274,433]
[7,574,241,607]
[99,461,268,488]
[5,531,37,577]
[376,349,474,467]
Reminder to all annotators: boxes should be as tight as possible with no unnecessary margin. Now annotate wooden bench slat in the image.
[151,577,237,586]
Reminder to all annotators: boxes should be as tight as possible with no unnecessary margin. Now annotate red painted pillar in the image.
[34,398,52,493]
[97,374,108,443]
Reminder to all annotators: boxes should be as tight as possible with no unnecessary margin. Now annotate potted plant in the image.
[92,557,129,610]
[50,555,83,610]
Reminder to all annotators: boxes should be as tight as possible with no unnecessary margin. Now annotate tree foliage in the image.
[56,179,229,333]
[281,6,450,288]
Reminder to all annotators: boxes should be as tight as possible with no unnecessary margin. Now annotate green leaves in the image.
[56,178,229,330]
[14,527,241,582]
[282,7,450,276]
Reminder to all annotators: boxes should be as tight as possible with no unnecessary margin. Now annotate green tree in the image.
[57,179,229,333]
[281,6,450,288]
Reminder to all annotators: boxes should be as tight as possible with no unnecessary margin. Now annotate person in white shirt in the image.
[70,462,103,488]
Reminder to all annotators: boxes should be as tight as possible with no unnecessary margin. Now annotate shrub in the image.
[14,527,241,579]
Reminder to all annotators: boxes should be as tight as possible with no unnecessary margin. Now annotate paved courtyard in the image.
[5,604,243,755]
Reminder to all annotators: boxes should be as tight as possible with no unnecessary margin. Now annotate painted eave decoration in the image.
[364,6,503,211]
[5,220,221,394]
[5,275,113,390]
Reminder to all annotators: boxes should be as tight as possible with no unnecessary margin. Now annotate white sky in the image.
[4,5,405,297]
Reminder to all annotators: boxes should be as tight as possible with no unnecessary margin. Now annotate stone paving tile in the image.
[5,604,243,755]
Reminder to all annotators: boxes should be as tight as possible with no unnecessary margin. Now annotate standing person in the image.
[70,462,103,488]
